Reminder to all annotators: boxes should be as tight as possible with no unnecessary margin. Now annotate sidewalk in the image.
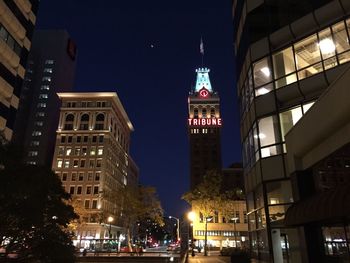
[187,251,230,263]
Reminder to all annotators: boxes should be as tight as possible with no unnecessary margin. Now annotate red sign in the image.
[188,118,222,126]
[199,88,209,98]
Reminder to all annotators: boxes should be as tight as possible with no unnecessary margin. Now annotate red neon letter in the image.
[188,119,192,125]
[218,118,222,126]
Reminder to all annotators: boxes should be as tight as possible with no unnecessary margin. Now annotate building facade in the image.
[52,92,137,249]
[187,67,248,249]
[188,67,222,190]
[284,65,350,263]
[233,0,350,262]
[13,30,77,166]
[0,0,40,140]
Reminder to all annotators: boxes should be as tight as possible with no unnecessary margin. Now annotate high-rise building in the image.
[233,0,350,262]
[13,30,77,166]
[52,92,137,249]
[0,0,40,140]
[188,67,222,190]
[187,67,248,249]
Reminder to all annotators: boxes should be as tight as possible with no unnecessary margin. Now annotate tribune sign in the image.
[188,118,222,127]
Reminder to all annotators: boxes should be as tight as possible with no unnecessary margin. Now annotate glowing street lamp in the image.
[107,216,114,238]
[169,216,180,242]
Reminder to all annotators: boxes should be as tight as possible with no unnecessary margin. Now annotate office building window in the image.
[37,103,46,108]
[77,186,82,195]
[279,106,303,141]
[95,172,100,181]
[62,173,67,181]
[68,136,73,143]
[88,172,93,181]
[66,148,72,156]
[93,186,99,195]
[89,160,95,168]
[41,85,50,90]
[0,24,21,56]
[258,115,281,158]
[38,94,48,99]
[45,60,54,64]
[42,76,51,82]
[35,121,43,127]
[57,160,63,168]
[64,160,70,168]
[32,131,42,136]
[92,200,98,209]
[253,57,272,87]
[84,200,90,209]
[80,159,86,168]
[28,151,38,157]
[83,136,88,143]
[82,147,87,156]
[43,68,53,73]
[69,186,75,194]
[95,113,105,130]
[96,159,102,168]
[90,147,96,155]
[98,148,103,155]
[272,47,297,89]
[61,136,66,143]
[78,173,84,181]
[71,173,77,181]
[74,147,81,156]
[80,114,89,130]
[99,135,104,143]
[73,160,78,168]
[86,186,92,195]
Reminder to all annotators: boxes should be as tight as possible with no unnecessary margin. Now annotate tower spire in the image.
[200,37,204,67]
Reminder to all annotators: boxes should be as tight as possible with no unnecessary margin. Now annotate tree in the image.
[182,170,240,255]
[0,142,78,262]
[114,184,163,250]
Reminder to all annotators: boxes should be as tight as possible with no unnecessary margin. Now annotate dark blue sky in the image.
[36,0,240,217]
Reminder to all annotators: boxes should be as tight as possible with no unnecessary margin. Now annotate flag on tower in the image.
[200,37,204,55]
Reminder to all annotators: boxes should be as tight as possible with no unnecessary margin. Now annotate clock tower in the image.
[188,67,222,190]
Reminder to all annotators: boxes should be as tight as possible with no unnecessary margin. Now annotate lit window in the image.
[57,160,63,168]
[258,116,281,158]
[253,58,272,88]
[73,160,78,168]
[28,151,38,157]
[66,148,72,156]
[75,147,81,156]
[97,148,103,155]
[64,160,70,168]
[41,85,50,90]
[43,68,53,73]
[90,147,96,155]
[37,103,46,108]
[36,112,45,117]
[303,101,314,113]
[42,76,51,82]
[39,94,48,99]
[32,131,42,136]
[272,47,297,89]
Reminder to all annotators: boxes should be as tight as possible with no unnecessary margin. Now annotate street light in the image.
[168,216,180,242]
[231,217,239,248]
[204,216,212,256]
[107,216,114,239]
[187,212,195,257]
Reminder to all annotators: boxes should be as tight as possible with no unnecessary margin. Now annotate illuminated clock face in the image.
[199,88,209,98]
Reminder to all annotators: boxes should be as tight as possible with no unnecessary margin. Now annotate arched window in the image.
[202,108,207,118]
[95,113,105,130]
[80,114,89,130]
[194,108,199,118]
[64,114,74,130]
[210,108,215,118]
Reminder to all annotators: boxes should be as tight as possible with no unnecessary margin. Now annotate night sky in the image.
[36,0,241,217]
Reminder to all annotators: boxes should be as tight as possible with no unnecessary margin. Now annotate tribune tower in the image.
[188,68,222,190]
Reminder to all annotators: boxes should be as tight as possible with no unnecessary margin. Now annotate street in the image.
[187,251,230,263]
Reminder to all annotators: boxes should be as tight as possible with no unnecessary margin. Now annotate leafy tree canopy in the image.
[0,142,78,262]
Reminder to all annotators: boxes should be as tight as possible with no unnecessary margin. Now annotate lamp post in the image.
[187,211,195,256]
[169,216,180,242]
[107,216,114,239]
[204,216,212,256]
[231,217,239,248]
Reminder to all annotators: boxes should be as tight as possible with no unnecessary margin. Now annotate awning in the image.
[285,183,350,226]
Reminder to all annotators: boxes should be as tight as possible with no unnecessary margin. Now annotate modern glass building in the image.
[232,0,350,262]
